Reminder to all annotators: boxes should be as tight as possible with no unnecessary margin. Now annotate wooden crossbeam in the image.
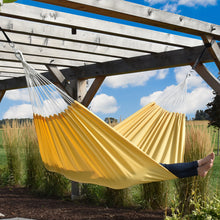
[33,0,220,40]
[202,35,220,71]
[69,44,219,79]
[0,43,218,91]
[0,3,203,47]
[193,63,220,94]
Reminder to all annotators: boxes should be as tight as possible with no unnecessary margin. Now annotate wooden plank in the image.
[46,65,66,85]
[0,17,178,55]
[0,3,203,47]
[202,35,220,71]
[46,64,79,97]
[193,63,220,94]
[0,67,25,73]
[69,44,218,79]
[0,43,218,91]
[0,32,145,58]
[32,0,220,40]
[0,61,47,71]
[0,72,25,78]
[0,90,5,102]
[0,51,94,67]
[0,25,178,55]
[0,42,117,63]
[77,79,87,103]
[81,76,105,107]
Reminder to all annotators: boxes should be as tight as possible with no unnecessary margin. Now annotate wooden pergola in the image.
[0,0,220,197]
[0,0,220,106]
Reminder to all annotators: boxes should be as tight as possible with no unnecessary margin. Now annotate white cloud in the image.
[90,94,119,114]
[181,87,214,115]
[104,71,160,88]
[140,90,162,106]
[157,69,169,79]
[144,0,167,5]
[140,75,214,116]
[144,0,217,12]
[140,65,215,116]
[5,88,30,102]
[174,66,205,89]
[162,3,178,12]
[3,104,33,119]
[33,98,68,117]
[178,0,216,7]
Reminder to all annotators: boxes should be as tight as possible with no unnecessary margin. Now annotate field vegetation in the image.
[0,120,219,219]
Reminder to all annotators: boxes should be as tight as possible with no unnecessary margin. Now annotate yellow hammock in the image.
[20,51,185,189]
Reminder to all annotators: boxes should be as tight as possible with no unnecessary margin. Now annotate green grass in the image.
[210,155,220,193]
[0,129,7,169]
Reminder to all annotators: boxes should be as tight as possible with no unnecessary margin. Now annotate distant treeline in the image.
[0,118,33,129]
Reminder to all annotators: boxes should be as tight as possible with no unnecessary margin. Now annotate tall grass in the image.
[2,121,23,185]
[1,120,70,197]
[141,181,169,209]
[175,121,214,215]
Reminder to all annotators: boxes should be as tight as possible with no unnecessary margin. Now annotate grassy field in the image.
[0,122,219,190]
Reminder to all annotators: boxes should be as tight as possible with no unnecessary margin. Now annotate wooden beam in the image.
[0,31,145,58]
[32,0,220,40]
[0,90,5,102]
[0,43,115,63]
[202,35,220,71]
[0,43,218,91]
[69,44,218,79]
[0,61,47,71]
[193,63,220,95]
[0,67,25,73]
[0,26,179,55]
[0,51,93,67]
[46,65,66,85]
[81,76,105,107]
[0,68,66,90]
[46,64,78,98]
[0,3,203,47]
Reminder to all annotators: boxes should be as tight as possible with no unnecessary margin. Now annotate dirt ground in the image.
[0,187,166,220]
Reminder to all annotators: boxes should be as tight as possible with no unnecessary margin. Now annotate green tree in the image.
[194,110,210,120]
[205,93,220,128]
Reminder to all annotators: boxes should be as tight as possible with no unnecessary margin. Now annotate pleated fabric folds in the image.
[34,101,185,189]
[14,50,186,189]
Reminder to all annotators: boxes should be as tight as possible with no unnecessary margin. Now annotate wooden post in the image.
[81,76,105,107]
[45,65,81,199]
[46,65,105,199]
[0,90,5,103]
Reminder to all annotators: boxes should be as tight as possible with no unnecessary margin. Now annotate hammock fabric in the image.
[16,50,185,189]
[34,101,185,189]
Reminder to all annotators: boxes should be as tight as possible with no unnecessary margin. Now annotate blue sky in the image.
[0,0,219,121]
